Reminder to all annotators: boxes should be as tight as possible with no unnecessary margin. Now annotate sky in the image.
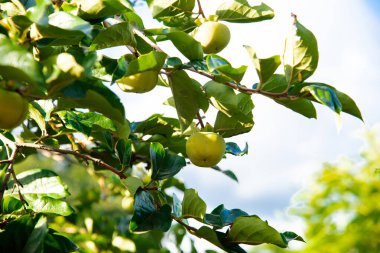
[107,0,380,250]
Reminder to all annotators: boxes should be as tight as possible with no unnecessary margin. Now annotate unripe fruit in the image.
[0,89,28,129]
[116,70,158,93]
[193,21,231,54]
[186,132,226,167]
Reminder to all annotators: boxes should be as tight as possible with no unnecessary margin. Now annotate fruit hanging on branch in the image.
[117,70,159,93]
[0,89,28,130]
[193,20,231,54]
[186,132,226,167]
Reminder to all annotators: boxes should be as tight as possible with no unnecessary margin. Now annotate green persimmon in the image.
[0,89,28,129]
[193,21,231,54]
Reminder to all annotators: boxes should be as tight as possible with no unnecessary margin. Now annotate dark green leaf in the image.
[166,31,203,60]
[227,216,287,247]
[244,45,280,84]
[281,231,305,244]
[0,34,44,86]
[1,196,23,213]
[168,70,208,131]
[214,111,254,138]
[23,215,48,253]
[116,139,132,168]
[150,142,186,180]
[204,204,248,229]
[181,189,206,221]
[58,78,126,124]
[211,166,239,182]
[130,190,172,232]
[147,0,195,19]
[284,17,319,83]
[89,22,136,51]
[225,142,248,156]
[275,98,317,119]
[132,114,181,136]
[216,1,274,23]
[206,55,247,83]
[75,0,132,20]
[44,230,79,253]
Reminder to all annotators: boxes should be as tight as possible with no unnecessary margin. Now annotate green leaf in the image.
[1,196,23,213]
[75,0,133,20]
[22,215,48,253]
[116,139,132,169]
[244,45,281,84]
[226,216,288,247]
[0,34,44,86]
[275,98,317,119]
[206,55,247,83]
[204,81,253,119]
[214,110,254,138]
[181,189,206,221]
[166,31,203,60]
[5,169,74,216]
[122,177,144,196]
[258,74,288,93]
[44,230,79,253]
[225,142,248,156]
[147,0,195,19]
[194,226,226,250]
[210,166,239,182]
[31,12,92,46]
[150,142,186,180]
[130,190,172,232]
[58,79,126,124]
[216,1,274,23]
[89,22,136,51]
[281,231,305,244]
[124,51,167,76]
[0,215,37,253]
[301,85,342,114]
[204,204,248,229]
[168,70,208,131]
[284,16,319,84]
[132,114,181,136]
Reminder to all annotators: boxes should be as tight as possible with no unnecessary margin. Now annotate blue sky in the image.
[107,0,380,250]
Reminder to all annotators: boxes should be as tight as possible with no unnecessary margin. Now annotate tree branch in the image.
[0,146,19,212]
[196,0,206,18]
[15,143,127,179]
[172,215,198,234]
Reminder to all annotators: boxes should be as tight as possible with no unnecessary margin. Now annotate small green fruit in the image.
[0,89,28,129]
[116,70,158,93]
[193,21,231,54]
[186,132,226,167]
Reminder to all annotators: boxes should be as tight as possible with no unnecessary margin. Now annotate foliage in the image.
[0,0,362,252]
[250,127,380,253]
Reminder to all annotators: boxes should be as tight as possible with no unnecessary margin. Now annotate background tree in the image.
[0,0,362,252]
[250,126,380,253]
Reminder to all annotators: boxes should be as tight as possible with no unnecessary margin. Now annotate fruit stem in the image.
[196,112,205,128]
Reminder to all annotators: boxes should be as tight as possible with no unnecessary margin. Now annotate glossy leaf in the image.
[58,79,126,124]
[225,142,248,156]
[244,45,281,84]
[89,22,136,51]
[216,1,274,23]
[181,189,206,221]
[1,196,23,213]
[23,216,48,253]
[130,190,172,232]
[206,55,247,83]
[43,230,79,253]
[204,204,248,229]
[258,74,288,93]
[275,98,317,119]
[75,0,133,20]
[194,226,226,250]
[123,177,144,196]
[147,0,195,19]
[150,142,186,180]
[132,114,181,136]
[116,139,132,169]
[57,111,117,136]
[227,216,289,247]
[168,70,208,131]
[301,85,342,114]
[166,31,203,60]
[214,110,254,138]
[124,51,167,76]
[0,34,44,86]
[284,17,319,84]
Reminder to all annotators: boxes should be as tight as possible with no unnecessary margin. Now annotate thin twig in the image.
[0,146,18,212]
[172,215,198,234]
[196,112,205,128]
[15,143,127,179]
[196,0,206,18]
